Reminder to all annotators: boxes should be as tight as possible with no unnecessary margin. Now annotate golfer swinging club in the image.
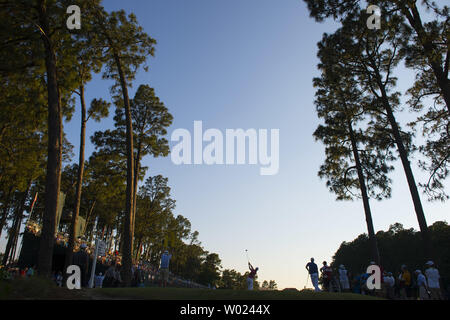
[245,250,259,290]
[305,258,321,292]
[247,262,259,290]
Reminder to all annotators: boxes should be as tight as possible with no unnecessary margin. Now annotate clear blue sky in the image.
[2,0,449,289]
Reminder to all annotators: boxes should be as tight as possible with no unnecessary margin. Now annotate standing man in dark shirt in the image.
[247,262,259,290]
[306,258,321,292]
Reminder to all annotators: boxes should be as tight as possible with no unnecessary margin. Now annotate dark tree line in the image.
[331,221,450,290]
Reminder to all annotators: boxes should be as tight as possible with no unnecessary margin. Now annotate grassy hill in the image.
[1,278,380,300]
[89,287,380,300]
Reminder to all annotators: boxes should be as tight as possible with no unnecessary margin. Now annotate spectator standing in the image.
[360,272,370,295]
[159,250,172,287]
[94,272,105,288]
[399,265,412,300]
[320,261,333,292]
[103,261,118,288]
[26,266,35,277]
[425,261,442,300]
[383,272,395,299]
[134,265,145,288]
[115,264,123,287]
[56,271,63,287]
[415,270,429,300]
[352,273,362,294]
[338,265,350,292]
[305,258,321,292]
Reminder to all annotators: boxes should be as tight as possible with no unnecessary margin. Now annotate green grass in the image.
[89,287,381,300]
[1,278,381,300]
[0,278,89,300]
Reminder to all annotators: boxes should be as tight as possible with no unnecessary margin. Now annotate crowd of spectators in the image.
[91,259,207,289]
[318,261,448,300]
[1,259,207,290]
[0,264,36,281]
[5,224,207,290]
[25,220,41,236]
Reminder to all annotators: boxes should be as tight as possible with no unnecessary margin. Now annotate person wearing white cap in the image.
[425,261,442,300]
[414,270,429,300]
[338,265,350,292]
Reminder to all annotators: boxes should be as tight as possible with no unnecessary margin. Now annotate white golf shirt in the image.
[339,269,348,281]
[425,267,440,288]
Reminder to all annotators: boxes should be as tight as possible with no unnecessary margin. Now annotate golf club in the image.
[306,271,309,288]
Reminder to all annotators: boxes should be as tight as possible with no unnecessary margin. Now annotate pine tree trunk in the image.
[2,180,32,265]
[113,51,135,286]
[107,228,113,253]
[37,0,63,277]
[146,246,152,262]
[106,225,110,242]
[347,120,381,265]
[65,84,87,272]
[93,7,136,285]
[143,244,148,261]
[83,199,96,236]
[132,146,141,242]
[376,75,433,259]
[10,231,19,264]
[135,237,142,262]
[3,210,20,266]
[401,3,450,114]
[0,187,13,239]
[88,221,94,244]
